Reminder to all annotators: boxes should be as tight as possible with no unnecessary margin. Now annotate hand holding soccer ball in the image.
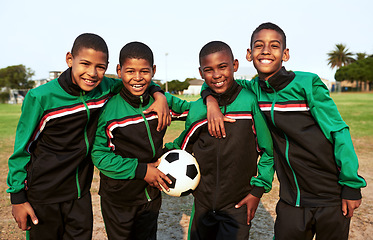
[157,149,201,197]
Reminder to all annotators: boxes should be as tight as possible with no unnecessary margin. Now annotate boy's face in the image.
[66,47,108,92]
[117,58,155,96]
[246,29,289,81]
[199,50,238,94]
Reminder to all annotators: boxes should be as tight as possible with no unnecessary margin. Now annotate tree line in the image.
[327,44,373,91]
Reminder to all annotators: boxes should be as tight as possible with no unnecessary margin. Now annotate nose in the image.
[262,44,270,54]
[212,70,221,79]
[87,66,97,77]
[133,72,142,81]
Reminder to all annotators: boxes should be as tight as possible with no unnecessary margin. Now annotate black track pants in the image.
[274,200,351,240]
[189,201,251,240]
[101,196,161,240]
[28,192,93,240]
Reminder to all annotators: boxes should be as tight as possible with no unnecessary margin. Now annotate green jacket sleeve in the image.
[91,108,145,180]
[165,92,192,117]
[250,102,275,197]
[7,90,44,204]
[307,76,366,199]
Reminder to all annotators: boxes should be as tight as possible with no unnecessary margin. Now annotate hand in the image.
[12,202,38,231]
[144,92,171,132]
[206,95,235,138]
[145,159,172,192]
[235,193,260,225]
[342,199,362,218]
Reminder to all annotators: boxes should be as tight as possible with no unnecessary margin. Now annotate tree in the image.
[0,64,35,89]
[356,52,367,61]
[335,56,373,91]
[327,44,355,70]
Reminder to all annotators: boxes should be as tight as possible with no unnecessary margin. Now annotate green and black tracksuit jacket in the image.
[91,86,190,205]
[234,67,367,207]
[166,81,274,211]
[6,68,160,205]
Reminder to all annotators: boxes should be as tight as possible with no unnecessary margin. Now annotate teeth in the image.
[260,59,272,64]
[215,81,224,87]
[84,79,94,83]
[132,85,143,88]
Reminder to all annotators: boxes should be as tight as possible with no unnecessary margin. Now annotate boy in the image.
[7,34,169,240]
[165,41,274,240]
[203,23,367,239]
[91,41,191,240]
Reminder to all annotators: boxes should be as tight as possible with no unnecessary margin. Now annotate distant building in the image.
[320,78,337,92]
[183,79,204,95]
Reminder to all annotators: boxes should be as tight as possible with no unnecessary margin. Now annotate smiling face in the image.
[66,47,108,92]
[246,29,289,81]
[117,58,155,96]
[199,50,238,94]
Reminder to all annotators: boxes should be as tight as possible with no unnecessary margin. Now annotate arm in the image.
[308,76,366,216]
[235,103,275,225]
[7,91,43,229]
[91,108,171,191]
[165,92,191,120]
[143,82,170,131]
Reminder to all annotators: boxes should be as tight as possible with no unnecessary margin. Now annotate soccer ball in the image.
[158,149,200,197]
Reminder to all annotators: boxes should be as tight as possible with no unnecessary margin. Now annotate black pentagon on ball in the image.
[180,189,194,197]
[166,174,176,188]
[186,164,198,180]
[165,152,179,163]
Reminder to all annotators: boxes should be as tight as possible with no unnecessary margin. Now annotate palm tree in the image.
[356,52,367,61]
[327,43,355,69]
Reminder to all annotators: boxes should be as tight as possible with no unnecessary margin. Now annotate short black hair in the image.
[119,42,154,67]
[71,33,109,61]
[199,41,234,65]
[250,22,287,49]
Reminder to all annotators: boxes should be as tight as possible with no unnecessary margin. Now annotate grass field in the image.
[0,92,372,239]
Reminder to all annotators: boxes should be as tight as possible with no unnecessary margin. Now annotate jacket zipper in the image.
[77,91,90,199]
[139,96,156,202]
[266,82,301,207]
[213,103,225,212]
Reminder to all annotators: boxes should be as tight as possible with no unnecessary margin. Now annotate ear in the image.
[246,48,253,62]
[198,67,204,79]
[116,64,122,78]
[282,48,290,62]
[152,65,156,77]
[233,59,239,72]
[66,52,73,67]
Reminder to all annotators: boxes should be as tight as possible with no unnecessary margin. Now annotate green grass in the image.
[330,93,373,138]
[0,104,21,139]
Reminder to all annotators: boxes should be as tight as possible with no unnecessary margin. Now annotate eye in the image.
[219,65,227,70]
[254,43,263,48]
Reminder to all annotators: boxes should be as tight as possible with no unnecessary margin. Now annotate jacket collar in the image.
[120,85,150,108]
[58,68,82,96]
[211,80,242,106]
[259,67,295,93]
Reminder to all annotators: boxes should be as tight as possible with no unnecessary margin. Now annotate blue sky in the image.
[1,0,372,83]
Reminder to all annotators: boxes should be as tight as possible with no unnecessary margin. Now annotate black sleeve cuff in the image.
[201,88,213,104]
[10,190,28,204]
[250,186,265,198]
[341,185,362,200]
[149,85,164,96]
[135,163,148,179]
